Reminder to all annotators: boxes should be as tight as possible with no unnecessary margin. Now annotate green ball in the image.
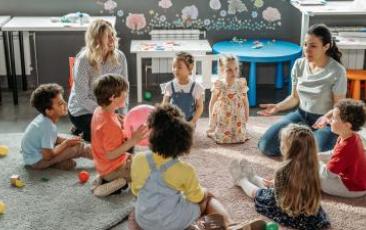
[143,91,153,101]
[265,222,279,230]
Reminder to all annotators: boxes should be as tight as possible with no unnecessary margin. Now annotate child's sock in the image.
[238,177,258,199]
[250,175,266,189]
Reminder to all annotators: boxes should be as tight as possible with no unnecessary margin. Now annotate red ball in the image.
[79,171,89,183]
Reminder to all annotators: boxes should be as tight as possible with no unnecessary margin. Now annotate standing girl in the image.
[230,124,330,229]
[207,54,249,144]
[162,52,204,125]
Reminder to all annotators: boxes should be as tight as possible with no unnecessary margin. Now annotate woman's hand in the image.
[312,115,330,129]
[257,104,279,116]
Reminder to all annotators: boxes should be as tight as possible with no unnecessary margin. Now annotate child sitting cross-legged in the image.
[128,104,266,230]
[230,124,330,230]
[91,74,149,197]
[21,84,93,170]
[319,99,366,198]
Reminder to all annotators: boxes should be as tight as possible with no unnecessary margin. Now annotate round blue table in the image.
[212,39,302,106]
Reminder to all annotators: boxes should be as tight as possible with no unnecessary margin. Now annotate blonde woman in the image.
[230,124,330,229]
[68,19,128,142]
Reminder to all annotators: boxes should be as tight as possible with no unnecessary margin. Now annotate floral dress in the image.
[207,78,248,144]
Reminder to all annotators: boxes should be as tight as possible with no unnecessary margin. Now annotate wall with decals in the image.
[0,0,365,89]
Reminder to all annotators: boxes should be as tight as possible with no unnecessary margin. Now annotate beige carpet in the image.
[179,117,366,230]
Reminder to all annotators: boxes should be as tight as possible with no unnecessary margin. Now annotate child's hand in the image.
[63,136,81,147]
[130,125,149,143]
[257,104,279,116]
[263,178,274,188]
[312,115,330,129]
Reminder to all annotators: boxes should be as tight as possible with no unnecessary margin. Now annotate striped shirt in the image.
[68,48,128,117]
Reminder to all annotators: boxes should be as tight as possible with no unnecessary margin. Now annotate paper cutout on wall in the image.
[262,7,281,22]
[126,13,147,30]
[107,0,283,34]
[104,0,117,11]
[210,0,222,10]
[117,10,124,17]
[159,0,173,9]
[253,0,264,8]
[220,10,227,17]
[251,11,258,18]
[227,0,248,15]
[181,5,199,21]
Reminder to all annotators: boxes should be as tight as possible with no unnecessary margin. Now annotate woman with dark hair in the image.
[258,24,347,156]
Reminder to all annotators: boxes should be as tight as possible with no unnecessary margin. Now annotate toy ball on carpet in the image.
[0,145,9,157]
[0,200,6,214]
[124,104,154,146]
[79,170,90,183]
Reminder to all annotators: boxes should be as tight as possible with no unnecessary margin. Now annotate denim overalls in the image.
[170,81,196,121]
[135,152,200,230]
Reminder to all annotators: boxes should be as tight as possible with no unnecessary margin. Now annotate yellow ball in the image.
[0,201,6,214]
[0,145,9,156]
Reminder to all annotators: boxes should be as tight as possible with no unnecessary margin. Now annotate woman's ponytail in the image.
[326,38,342,63]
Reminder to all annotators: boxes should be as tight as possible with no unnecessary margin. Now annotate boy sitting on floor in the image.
[21,84,93,170]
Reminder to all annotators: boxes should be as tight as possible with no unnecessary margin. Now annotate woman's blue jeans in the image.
[258,108,337,156]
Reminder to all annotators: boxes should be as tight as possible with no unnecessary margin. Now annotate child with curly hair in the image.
[129,104,264,230]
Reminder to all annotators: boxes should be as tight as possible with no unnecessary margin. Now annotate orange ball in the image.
[79,171,89,183]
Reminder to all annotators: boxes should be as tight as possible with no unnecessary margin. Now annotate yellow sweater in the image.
[131,152,205,203]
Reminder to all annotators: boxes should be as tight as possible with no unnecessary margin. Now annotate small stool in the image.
[347,69,366,100]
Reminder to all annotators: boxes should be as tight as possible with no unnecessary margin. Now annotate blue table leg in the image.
[249,62,256,106]
[275,62,283,89]
[288,59,295,94]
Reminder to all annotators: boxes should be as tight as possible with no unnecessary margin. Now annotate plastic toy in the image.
[265,221,279,230]
[40,177,49,182]
[10,175,25,188]
[124,104,154,146]
[0,200,5,214]
[79,171,90,183]
[0,145,9,157]
[143,91,153,101]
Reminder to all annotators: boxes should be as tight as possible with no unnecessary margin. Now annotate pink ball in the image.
[124,104,154,146]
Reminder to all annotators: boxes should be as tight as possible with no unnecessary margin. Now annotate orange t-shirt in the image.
[91,106,128,176]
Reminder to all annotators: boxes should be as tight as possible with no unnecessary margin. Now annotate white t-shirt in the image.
[292,57,347,115]
[162,78,204,100]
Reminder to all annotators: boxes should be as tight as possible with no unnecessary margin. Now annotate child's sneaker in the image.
[228,219,266,230]
[229,158,254,185]
[93,178,127,197]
